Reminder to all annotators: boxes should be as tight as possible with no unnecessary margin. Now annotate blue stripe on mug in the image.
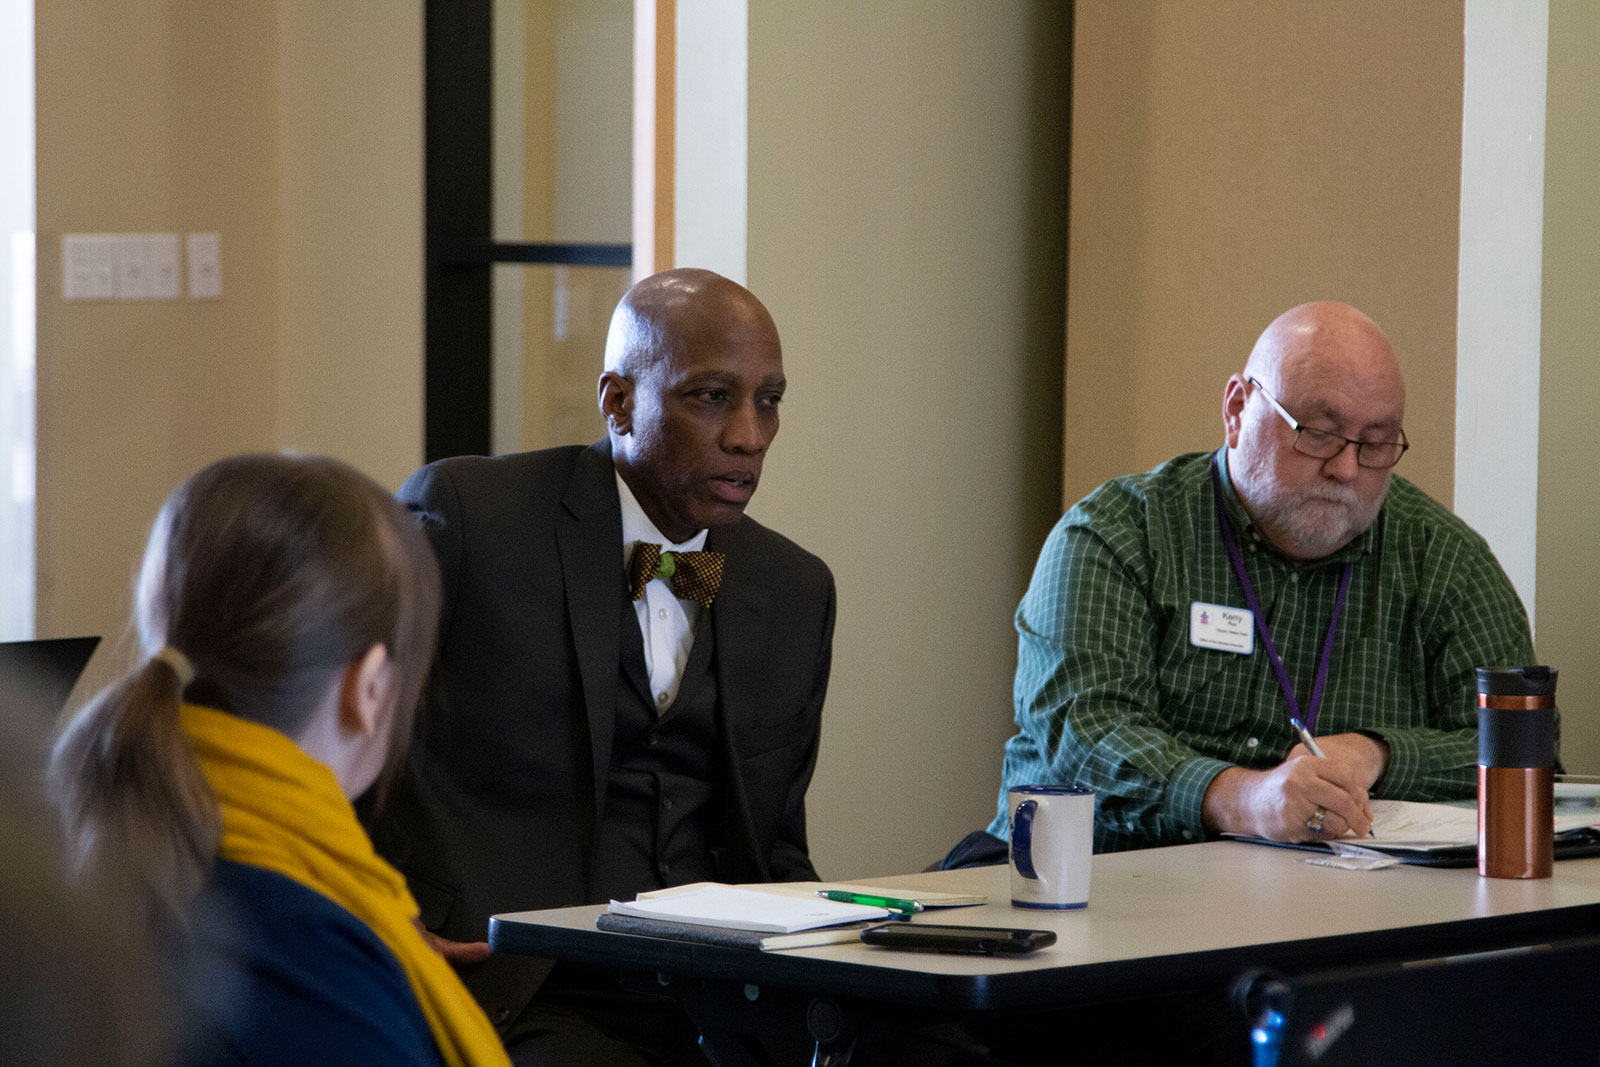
[1011,798,1039,879]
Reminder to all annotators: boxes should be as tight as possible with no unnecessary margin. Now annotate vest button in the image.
[662,797,675,810]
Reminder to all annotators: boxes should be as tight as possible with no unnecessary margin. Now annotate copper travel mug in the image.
[1477,666,1558,879]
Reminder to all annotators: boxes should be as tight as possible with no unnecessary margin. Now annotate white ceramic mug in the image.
[1008,784,1094,909]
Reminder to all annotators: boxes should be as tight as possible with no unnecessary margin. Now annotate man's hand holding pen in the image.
[1202,730,1389,842]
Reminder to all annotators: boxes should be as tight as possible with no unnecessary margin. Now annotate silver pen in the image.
[1290,716,1327,758]
[1290,716,1375,836]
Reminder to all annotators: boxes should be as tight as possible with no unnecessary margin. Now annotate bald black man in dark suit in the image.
[366,269,835,1066]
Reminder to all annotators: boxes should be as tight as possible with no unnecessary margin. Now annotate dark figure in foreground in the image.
[50,453,509,1067]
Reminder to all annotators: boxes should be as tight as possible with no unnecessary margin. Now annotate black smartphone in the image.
[859,922,1056,956]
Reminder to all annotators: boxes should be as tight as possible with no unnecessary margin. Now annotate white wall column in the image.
[673,0,747,283]
[1455,0,1549,624]
[633,0,747,283]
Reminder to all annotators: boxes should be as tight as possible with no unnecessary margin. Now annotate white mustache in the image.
[1297,486,1360,508]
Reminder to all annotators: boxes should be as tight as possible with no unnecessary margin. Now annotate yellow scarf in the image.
[180,704,511,1067]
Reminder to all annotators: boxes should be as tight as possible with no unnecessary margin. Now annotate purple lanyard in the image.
[1209,459,1352,734]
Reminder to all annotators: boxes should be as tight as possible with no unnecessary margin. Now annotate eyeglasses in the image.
[1247,377,1409,470]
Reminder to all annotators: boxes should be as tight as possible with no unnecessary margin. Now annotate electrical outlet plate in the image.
[187,232,221,299]
[147,233,180,299]
[62,234,116,300]
[63,232,217,301]
[116,234,150,299]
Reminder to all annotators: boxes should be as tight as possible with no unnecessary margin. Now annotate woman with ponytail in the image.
[49,453,511,1067]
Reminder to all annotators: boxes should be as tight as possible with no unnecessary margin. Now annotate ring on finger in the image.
[1306,806,1326,835]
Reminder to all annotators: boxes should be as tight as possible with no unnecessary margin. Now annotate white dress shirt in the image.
[617,473,707,713]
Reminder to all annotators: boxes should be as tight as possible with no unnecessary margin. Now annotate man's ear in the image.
[339,644,394,737]
[1222,374,1250,449]
[598,371,634,434]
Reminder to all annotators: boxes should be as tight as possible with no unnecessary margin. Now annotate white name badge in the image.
[1190,601,1254,654]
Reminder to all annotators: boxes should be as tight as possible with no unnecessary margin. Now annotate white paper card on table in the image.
[608,884,890,933]
[1305,842,1401,871]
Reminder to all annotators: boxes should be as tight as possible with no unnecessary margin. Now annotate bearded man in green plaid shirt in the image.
[988,302,1533,853]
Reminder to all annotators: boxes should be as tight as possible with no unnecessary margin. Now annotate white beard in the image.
[1232,447,1387,558]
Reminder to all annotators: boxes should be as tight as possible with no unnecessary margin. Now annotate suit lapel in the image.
[707,523,771,763]
[555,442,626,816]
[706,520,775,882]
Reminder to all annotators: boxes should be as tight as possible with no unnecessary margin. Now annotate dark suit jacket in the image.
[365,441,835,1028]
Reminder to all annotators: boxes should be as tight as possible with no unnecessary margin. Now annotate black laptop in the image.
[1247,934,1600,1065]
[0,636,101,723]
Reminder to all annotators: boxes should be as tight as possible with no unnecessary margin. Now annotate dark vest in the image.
[587,599,723,903]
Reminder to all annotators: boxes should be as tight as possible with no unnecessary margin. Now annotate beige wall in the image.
[35,1,421,689]
[1066,1,1464,508]
[274,4,424,492]
[36,1,281,667]
[1538,0,1600,772]
[748,1,1070,878]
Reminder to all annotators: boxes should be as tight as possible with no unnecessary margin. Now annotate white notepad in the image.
[608,884,890,933]
[638,880,987,909]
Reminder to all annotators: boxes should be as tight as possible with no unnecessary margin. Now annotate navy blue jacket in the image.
[176,859,446,1067]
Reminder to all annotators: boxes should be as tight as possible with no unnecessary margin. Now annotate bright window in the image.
[0,0,33,640]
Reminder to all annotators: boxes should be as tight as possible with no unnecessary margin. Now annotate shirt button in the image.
[658,863,671,878]
[656,692,670,706]
[1289,572,1299,582]
[661,797,674,811]
[1246,737,1259,749]
[491,1008,511,1026]
[657,608,668,620]
[1181,829,1194,841]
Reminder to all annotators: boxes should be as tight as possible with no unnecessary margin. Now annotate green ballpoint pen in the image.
[817,890,923,915]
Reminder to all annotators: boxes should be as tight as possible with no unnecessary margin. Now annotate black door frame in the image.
[424,0,632,462]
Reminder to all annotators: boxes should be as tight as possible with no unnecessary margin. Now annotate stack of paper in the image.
[607,883,890,933]
[636,880,988,909]
[594,913,882,952]
[1369,799,1596,850]
[1227,798,1600,868]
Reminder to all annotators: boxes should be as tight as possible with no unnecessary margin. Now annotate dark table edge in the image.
[491,900,1600,1012]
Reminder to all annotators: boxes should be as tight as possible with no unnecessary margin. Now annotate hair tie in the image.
[153,646,196,689]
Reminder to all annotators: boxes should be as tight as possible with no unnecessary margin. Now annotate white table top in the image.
[490,841,1600,1009]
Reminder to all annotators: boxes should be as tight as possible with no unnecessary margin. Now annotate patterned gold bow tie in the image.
[627,543,726,608]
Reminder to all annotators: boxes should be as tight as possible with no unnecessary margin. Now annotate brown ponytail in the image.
[47,454,441,926]
[49,657,218,923]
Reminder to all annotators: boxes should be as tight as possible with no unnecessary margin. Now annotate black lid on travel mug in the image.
[1477,666,1558,769]
[1476,666,1557,699]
